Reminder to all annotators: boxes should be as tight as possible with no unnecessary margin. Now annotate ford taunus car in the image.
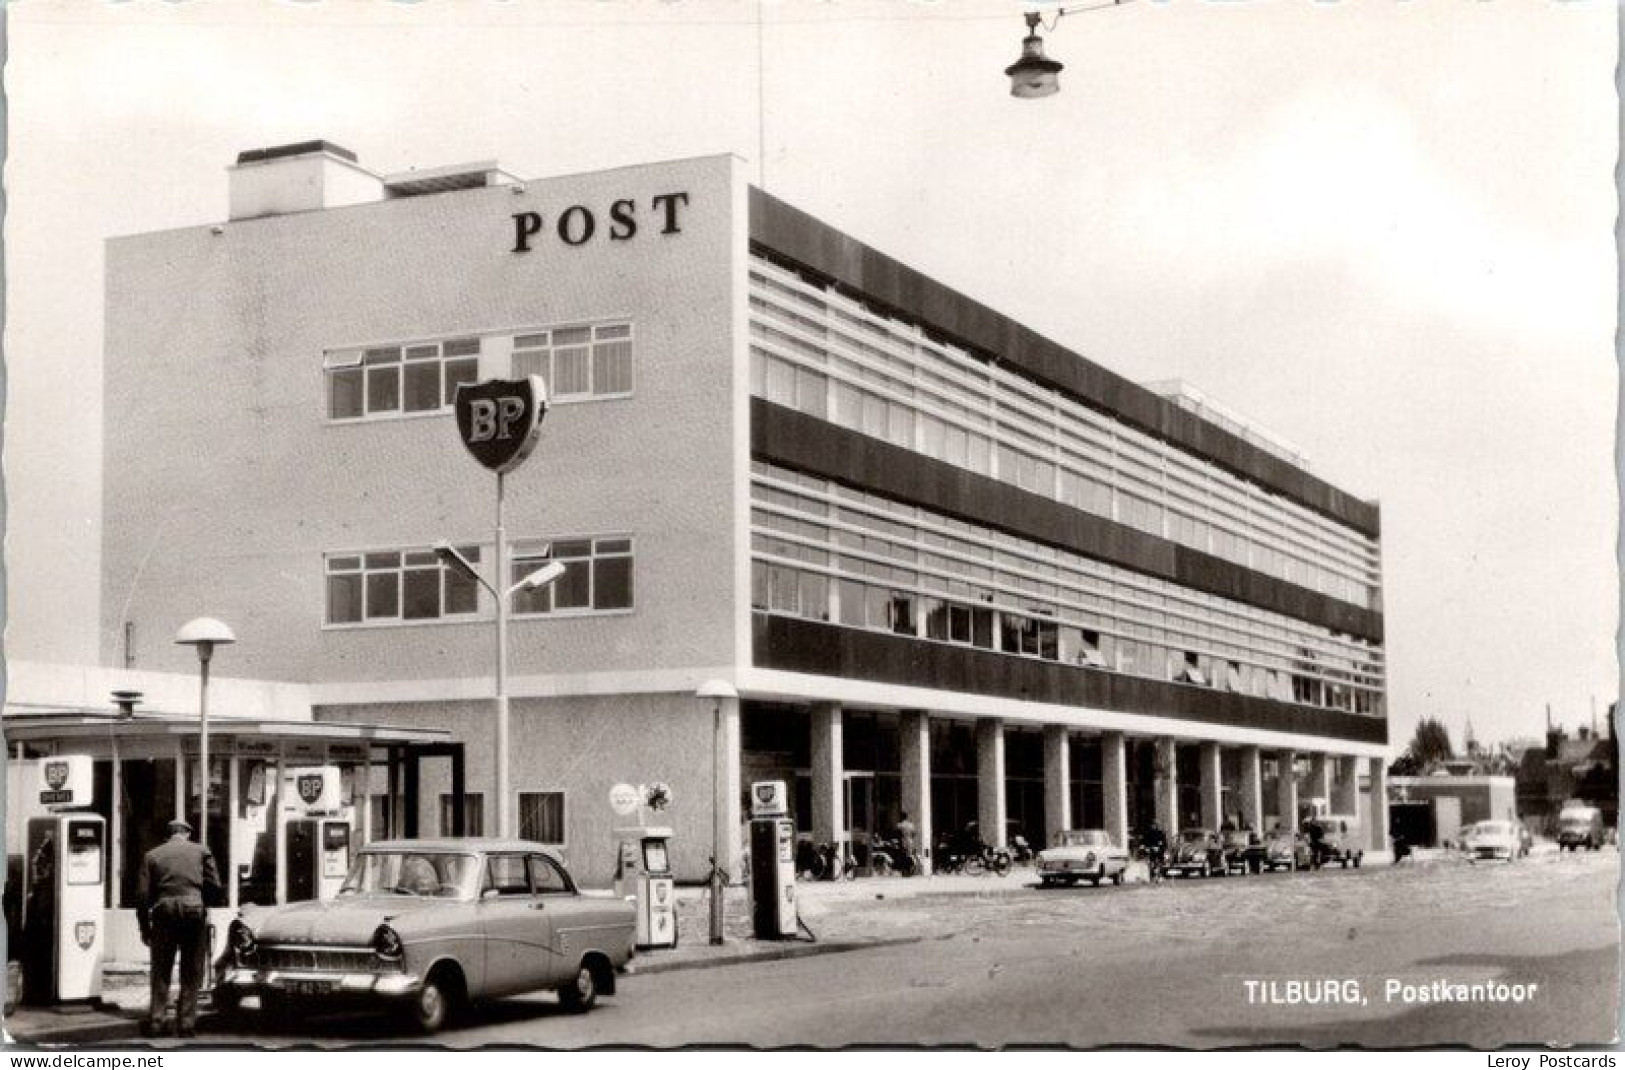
[1463,820,1519,864]
[1036,829,1129,887]
[214,839,637,1032]
[1167,829,1226,879]
[1261,829,1311,872]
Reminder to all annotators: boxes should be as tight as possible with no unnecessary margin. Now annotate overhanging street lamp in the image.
[174,616,236,841]
[1004,1,1128,99]
[696,679,738,946]
[434,541,566,839]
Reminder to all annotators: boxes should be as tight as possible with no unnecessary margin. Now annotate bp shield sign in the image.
[454,376,548,474]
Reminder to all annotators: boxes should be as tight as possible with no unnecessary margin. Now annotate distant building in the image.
[1516,707,1618,833]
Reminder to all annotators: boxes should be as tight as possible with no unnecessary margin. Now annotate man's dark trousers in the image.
[147,900,208,1033]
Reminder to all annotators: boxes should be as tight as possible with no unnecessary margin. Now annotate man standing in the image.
[137,819,222,1038]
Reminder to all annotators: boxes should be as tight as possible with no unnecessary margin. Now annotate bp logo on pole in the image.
[454,376,549,473]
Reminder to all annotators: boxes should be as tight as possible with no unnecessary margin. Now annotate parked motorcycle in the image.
[796,839,855,881]
[869,836,920,878]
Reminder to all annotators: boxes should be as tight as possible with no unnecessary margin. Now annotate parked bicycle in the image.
[795,839,855,882]
[869,835,920,878]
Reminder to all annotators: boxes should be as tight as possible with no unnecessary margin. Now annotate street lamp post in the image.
[435,542,566,839]
[174,617,236,842]
[696,679,738,946]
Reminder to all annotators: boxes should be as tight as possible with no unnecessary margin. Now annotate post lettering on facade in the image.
[511,191,688,253]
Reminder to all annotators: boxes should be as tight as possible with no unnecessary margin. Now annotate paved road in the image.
[207,848,1620,1048]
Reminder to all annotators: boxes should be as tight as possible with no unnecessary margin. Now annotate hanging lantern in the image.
[1005,12,1063,99]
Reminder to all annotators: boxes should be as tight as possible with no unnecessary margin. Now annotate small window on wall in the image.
[325,337,480,421]
[325,546,482,625]
[519,792,565,845]
[438,793,485,837]
[510,537,633,615]
[510,323,633,401]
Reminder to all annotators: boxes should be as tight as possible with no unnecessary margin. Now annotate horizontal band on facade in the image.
[753,615,1388,746]
[752,398,1385,645]
[748,188,1381,540]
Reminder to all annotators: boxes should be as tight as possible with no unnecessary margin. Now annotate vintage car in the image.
[1261,829,1312,872]
[1219,829,1265,874]
[1036,829,1130,887]
[213,838,637,1032]
[1557,804,1605,851]
[1463,820,1519,864]
[1303,815,1364,868]
[1166,829,1226,879]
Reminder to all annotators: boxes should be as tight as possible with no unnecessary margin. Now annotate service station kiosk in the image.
[3,711,461,968]
[613,826,677,949]
[6,755,107,1005]
[748,780,798,940]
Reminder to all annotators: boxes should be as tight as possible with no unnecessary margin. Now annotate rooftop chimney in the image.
[227,140,383,221]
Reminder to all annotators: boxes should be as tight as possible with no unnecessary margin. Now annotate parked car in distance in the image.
[1463,820,1519,864]
[1219,829,1265,874]
[1261,829,1311,872]
[214,839,637,1033]
[1167,829,1226,879]
[1036,829,1130,887]
[1304,815,1364,868]
[1557,803,1605,851]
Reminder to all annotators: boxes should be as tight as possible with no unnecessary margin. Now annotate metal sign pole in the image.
[496,469,512,839]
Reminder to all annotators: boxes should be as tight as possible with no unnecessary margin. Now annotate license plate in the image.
[288,979,334,997]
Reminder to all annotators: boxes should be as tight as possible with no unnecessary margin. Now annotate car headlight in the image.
[1083,852,1096,867]
[228,920,256,963]
[373,924,404,961]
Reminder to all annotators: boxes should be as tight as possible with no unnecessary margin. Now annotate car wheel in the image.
[559,962,599,1014]
[1039,876,1056,888]
[411,973,456,1034]
[1112,869,1125,886]
[1353,853,1362,869]
[1090,876,1101,887]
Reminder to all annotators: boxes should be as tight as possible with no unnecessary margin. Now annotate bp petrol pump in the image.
[8,755,106,1005]
[748,780,797,940]
[279,766,352,902]
[612,826,677,950]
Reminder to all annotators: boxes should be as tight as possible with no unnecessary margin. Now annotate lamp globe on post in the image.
[696,678,739,945]
[175,617,236,844]
[1006,11,1064,98]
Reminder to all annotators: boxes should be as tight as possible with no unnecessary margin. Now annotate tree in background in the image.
[1389,717,1455,776]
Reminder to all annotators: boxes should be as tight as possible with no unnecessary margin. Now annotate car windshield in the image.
[1060,831,1110,847]
[1474,822,1514,837]
[340,851,482,899]
[1180,831,1209,843]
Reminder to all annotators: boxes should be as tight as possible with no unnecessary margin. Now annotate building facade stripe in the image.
[748,187,1380,540]
[752,398,1384,644]
[753,616,1386,745]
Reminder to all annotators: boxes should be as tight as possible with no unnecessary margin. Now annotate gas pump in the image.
[747,780,797,940]
[281,767,352,902]
[612,826,676,949]
[15,756,106,1004]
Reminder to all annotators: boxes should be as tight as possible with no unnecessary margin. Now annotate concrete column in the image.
[1102,732,1128,848]
[717,696,744,883]
[899,711,933,874]
[1308,753,1332,809]
[1154,737,1179,833]
[1368,757,1390,854]
[227,755,240,909]
[1334,754,1360,816]
[976,718,1007,848]
[810,703,845,846]
[1199,742,1223,829]
[1043,725,1071,847]
[1275,750,1299,831]
[1238,745,1263,832]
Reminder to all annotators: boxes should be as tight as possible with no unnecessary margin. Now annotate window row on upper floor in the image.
[323,322,633,423]
[748,257,1381,611]
[323,535,633,627]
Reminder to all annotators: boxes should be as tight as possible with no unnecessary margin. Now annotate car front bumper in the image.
[217,966,422,1004]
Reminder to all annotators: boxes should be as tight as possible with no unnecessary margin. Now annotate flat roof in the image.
[2,712,449,747]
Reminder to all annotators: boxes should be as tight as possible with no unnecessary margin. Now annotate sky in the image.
[2,0,1617,754]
